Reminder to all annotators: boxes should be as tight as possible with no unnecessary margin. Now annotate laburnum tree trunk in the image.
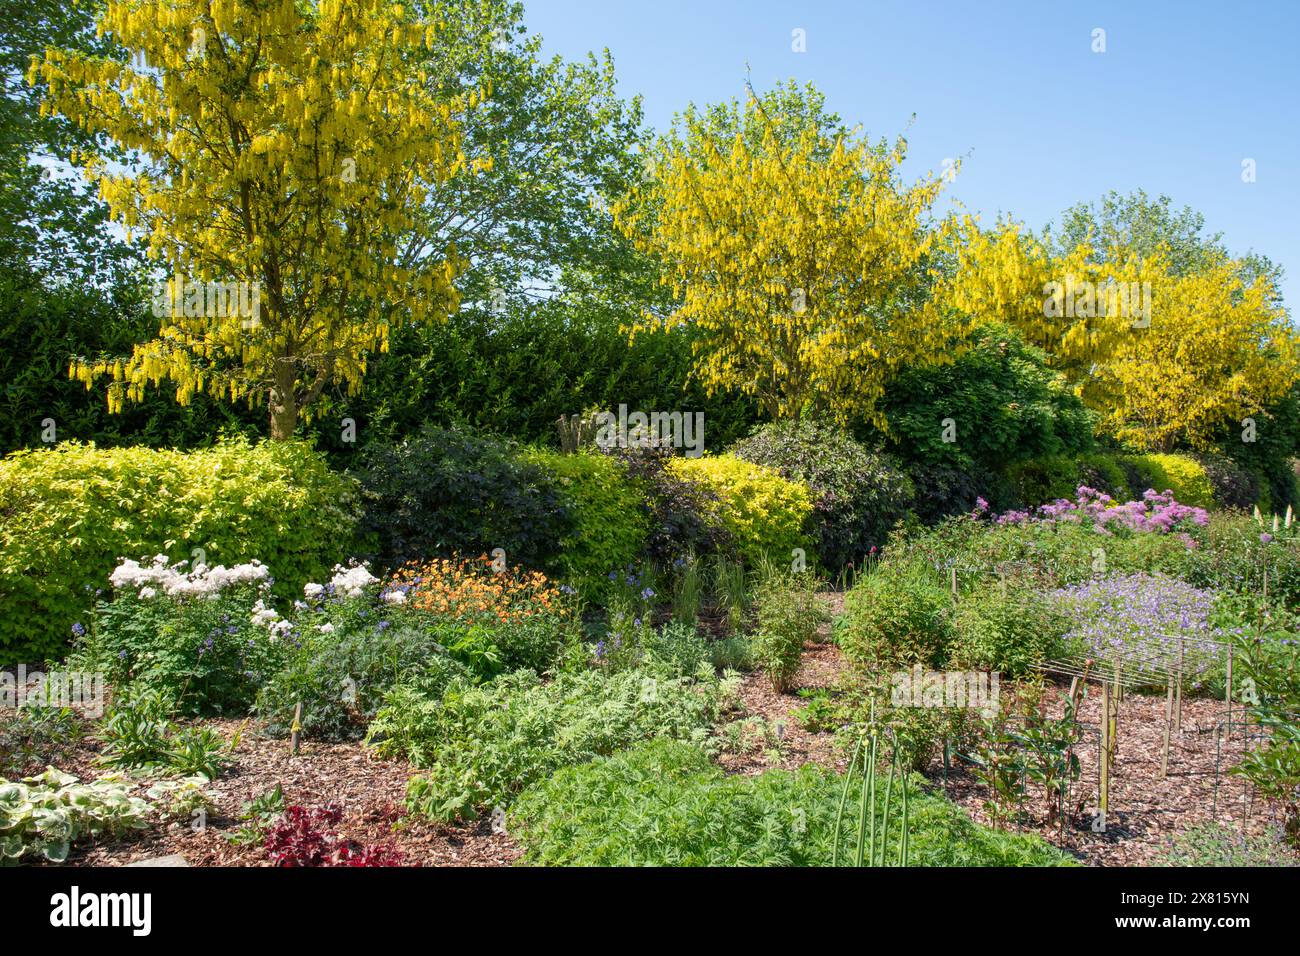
[269,363,298,440]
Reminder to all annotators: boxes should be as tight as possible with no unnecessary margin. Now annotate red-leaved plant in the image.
[264,805,406,867]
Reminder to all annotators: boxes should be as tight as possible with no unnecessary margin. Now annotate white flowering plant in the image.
[69,556,288,715]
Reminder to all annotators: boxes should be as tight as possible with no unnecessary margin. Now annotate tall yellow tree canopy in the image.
[945,215,1300,451]
[611,82,964,425]
[33,0,488,437]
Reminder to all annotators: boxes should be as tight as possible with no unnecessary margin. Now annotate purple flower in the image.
[71,622,85,637]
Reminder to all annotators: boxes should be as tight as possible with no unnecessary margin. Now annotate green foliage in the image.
[255,610,470,741]
[875,323,1095,492]
[837,562,955,669]
[507,738,1074,866]
[353,424,569,573]
[0,705,84,778]
[1007,453,1129,507]
[522,448,648,599]
[751,565,827,692]
[950,586,1069,677]
[1159,822,1299,867]
[367,666,724,822]
[729,419,913,571]
[1121,453,1214,509]
[1182,513,1300,606]
[1232,628,1300,846]
[69,571,282,716]
[95,687,232,778]
[0,438,360,664]
[0,767,150,864]
[668,454,813,567]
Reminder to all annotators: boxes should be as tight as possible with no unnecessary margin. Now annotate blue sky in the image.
[523,0,1300,310]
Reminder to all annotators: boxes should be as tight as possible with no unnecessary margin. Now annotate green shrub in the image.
[837,561,955,669]
[255,603,470,741]
[729,420,912,571]
[751,565,827,692]
[1008,453,1129,507]
[508,739,1074,866]
[950,586,1069,677]
[353,424,568,573]
[1121,453,1214,509]
[68,557,284,716]
[668,454,813,567]
[1182,513,1300,606]
[0,438,359,664]
[367,666,724,822]
[522,448,648,599]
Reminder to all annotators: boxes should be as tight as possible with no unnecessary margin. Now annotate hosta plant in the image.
[0,768,149,864]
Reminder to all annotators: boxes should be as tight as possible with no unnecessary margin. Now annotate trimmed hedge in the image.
[0,439,360,664]
[667,454,813,566]
[523,448,649,599]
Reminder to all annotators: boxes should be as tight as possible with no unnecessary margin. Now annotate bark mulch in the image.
[38,719,521,868]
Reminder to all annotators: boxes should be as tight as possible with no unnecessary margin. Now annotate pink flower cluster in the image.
[974,486,1208,536]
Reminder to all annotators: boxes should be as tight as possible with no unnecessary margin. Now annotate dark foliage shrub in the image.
[614,445,733,564]
[353,424,569,572]
[1008,453,1129,507]
[1196,454,1260,510]
[729,419,912,571]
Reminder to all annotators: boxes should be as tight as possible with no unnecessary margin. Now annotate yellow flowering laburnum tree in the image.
[946,217,1300,450]
[1095,256,1299,450]
[611,83,963,425]
[33,0,488,438]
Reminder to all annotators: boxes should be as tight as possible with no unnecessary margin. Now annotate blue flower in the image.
[71,622,85,637]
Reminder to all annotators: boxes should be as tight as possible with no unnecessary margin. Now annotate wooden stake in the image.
[290,701,302,756]
[950,566,958,596]
[1099,681,1110,816]
[1174,637,1184,733]
[1161,673,1173,778]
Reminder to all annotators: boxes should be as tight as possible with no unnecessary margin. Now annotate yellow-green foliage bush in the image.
[0,438,361,664]
[667,454,812,566]
[1123,453,1214,509]
[524,448,649,599]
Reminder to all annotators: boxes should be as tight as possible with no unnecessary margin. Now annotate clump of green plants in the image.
[256,598,470,741]
[0,767,150,864]
[507,738,1074,867]
[226,784,287,847]
[751,563,827,692]
[794,688,839,733]
[837,560,954,669]
[951,584,1069,677]
[367,666,726,822]
[1231,628,1300,846]
[1159,822,1300,867]
[0,706,85,778]
[68,555,285,716]
[96,687,234,778]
